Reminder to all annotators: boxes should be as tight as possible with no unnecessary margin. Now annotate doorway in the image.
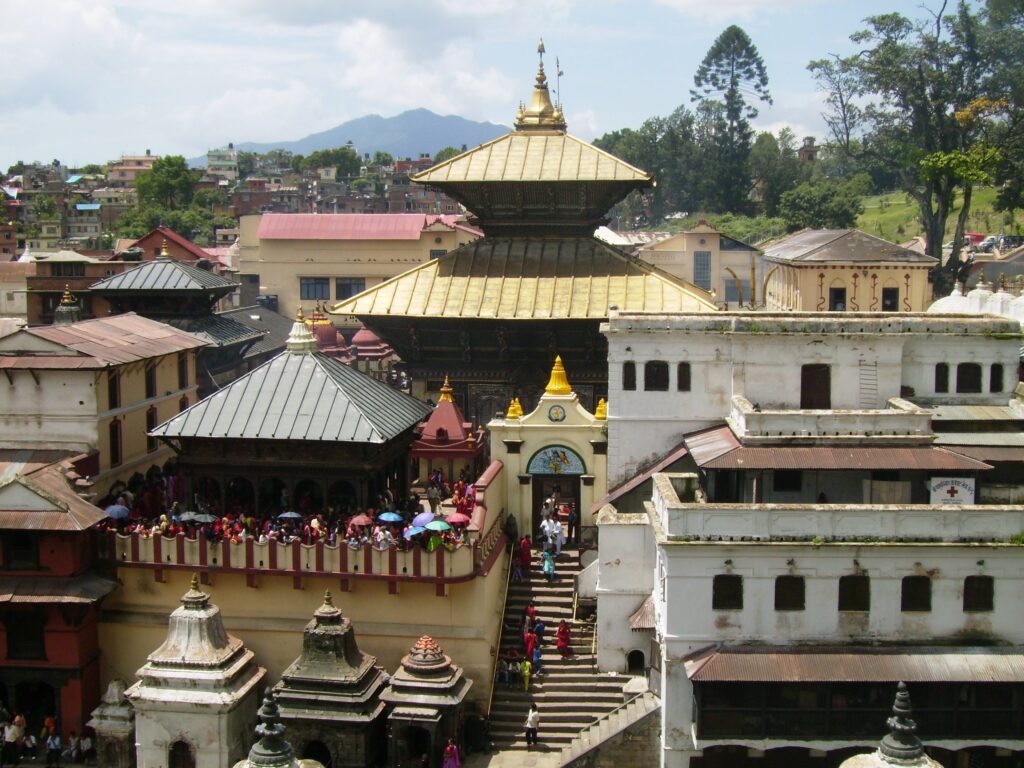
[168,741,195,768]
[800,364,831,409]
[397,726,431,767]
[14,680,56,735]
[829,287,846,311]
[301,740,332,768]
[531,475,580,539]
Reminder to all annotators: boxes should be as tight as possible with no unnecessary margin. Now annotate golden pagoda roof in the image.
[411,131,650,185]
[329,236,717,320]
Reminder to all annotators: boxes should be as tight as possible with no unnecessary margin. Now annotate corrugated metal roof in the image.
[763,229,937,265]
[256,213,465,241]
[700,445,991,471]
[412,132,651,184]
[933,432,1024,447]
[165,315,263,348]
[151,350,432,444]
[0,466,107,531]
[0,356,104,370]
[217,305,293,359]
[943,445,1024,462]
[90,257,238,292]
[685,646,1024,683]
[629,595,656,631]
[25,313,207,366]
[0,573,117,604]
[684,425,741,467]
[329,237,717,319]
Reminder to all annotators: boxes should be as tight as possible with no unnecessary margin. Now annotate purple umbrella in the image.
[105,503,130,520]
[403,526,427,539]
[412,511,435,527]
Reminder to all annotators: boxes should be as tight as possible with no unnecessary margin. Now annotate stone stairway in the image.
[488,546,632,750]
[557,690,661,766]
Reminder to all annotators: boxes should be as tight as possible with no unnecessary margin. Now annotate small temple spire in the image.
[53,284,81,325]
[514,39,566,132]
[594,397,607,420]
[545,355,573,396]
[159,239,171,259]
[439,376,454,403]
[286,306,318,355]
[506,397,520,419]
[880,682,923,761]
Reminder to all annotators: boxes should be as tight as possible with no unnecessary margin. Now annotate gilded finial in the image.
[160,239,170,258]
[296,306,305,323]
[439,375,454,403]
[545,355,573,396]
[515,39,566,132]
[61,284,75,305]
[323,589,333,607]
[594,397,607,420]
[190,572,199,591]
[506,397,519,419]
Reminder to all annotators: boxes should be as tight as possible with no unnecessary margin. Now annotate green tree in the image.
[193,187,230,211]
[135,155,198,208]
[748,129,803,216]
[236,151,258,179]
[778,180,864,231]
[691,25,772,214]
[372,151,394,167]
[78,163,105,175]
[30,194,59,220]
[810,4,990,267]
[301,145,361,177]
[432,146,461,164]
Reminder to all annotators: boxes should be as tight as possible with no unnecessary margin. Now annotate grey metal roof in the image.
[152,350,432,444]
[763,229,938,265]
[217,305,293,359]
[90,257,239,293]
[930,405,1024,422]
[165,315,263,349]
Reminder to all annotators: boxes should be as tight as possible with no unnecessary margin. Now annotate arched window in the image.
[956,363,982,393]
[934,363,949,393]
[990,364,1004,393]
[644,361,669,391]
[622,362,636,391]
[838,575,870,612]
[168,741,194,768]
[627,650,646,674]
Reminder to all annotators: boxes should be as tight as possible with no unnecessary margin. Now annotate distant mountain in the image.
[192,109,509,166]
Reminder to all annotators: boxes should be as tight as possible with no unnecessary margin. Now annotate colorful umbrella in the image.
[277,511,302,520]
[350,513,373,526]
[446,512,471,526]
[425,519,451,532]
[192,513,218,524]
[378,511,403,523]
[412,511,435,527]
[403,526,426,539]
[105,503,130,520]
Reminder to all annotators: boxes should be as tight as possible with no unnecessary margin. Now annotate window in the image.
[934,363,949,394]
[299,277,330,301]
[145,364,157,399]
[963,575,994,612]
[775,576,805,611]
[901,576,931,612]
[956,363,982,393]
[177,353,188,389]
[838,575,870,612]
[724,279,750,304]
[4,611,46,659]
[335,277,366,300]
[990,364,1004,393]
[179,396,189,413]
[3,533,38,570]
[693,251,712,291]
[51,262,85,277]
[677,363,691,392]
[107,372,120,409]
[622,362,636,391]
[800,364,831,409]
[712,575,743,610]
[882,287,899,311]
[644,361,669,391]
[829,287,847,311]
[429,249,447,259]
[146,407,158,453]
[773,471,802,493]
[109,420,122,467]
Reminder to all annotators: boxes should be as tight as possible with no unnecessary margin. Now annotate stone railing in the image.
[727,395,932,443]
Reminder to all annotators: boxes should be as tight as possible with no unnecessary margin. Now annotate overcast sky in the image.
[1,0,919,170]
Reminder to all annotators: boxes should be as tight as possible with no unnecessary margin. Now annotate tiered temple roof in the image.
[410,377,484,460]
[380,635,472,711]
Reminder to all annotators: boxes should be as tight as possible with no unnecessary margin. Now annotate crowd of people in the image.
[97,473,480,555]
[0,710,93,768]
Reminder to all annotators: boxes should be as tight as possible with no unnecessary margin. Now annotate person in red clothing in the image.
[519,535,532,573]
[524,628,537,660]
[556,620,572,658]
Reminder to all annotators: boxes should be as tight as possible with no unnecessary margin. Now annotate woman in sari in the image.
[556,620,572,658]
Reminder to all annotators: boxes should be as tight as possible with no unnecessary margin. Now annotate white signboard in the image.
[929,477,976,505]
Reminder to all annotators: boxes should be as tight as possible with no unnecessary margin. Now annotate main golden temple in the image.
[331,44,716,424]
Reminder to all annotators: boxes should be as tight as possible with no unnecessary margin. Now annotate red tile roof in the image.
[125,227,211,261]
[257,213,468,241]
[21,312,207,366]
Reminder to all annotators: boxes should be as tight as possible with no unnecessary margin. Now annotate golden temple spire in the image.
[545,356,573,396]
[506,397,524,419]
[60,284,76,305]
[160,239,170,258]
[594,397,607,420]
[439,375,454,403]
[296,306,305,323]
[286,306,317,354]
[514,39,566,132]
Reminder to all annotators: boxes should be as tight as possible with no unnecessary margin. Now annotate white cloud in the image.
[566,109,599,139]
[652,0,817,22]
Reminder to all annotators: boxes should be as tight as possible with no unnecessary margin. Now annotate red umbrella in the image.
[446,512,472,526]
[350,513,372,526]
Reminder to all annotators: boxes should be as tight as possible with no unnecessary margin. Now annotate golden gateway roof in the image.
[331,237,716,319]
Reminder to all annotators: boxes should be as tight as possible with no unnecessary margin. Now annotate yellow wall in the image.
[99,560,507,710]
[94,350,199,496]
[765,262,933,312]
[238,215,479,321]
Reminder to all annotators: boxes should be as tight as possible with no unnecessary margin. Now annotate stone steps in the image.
[558,691,661,765]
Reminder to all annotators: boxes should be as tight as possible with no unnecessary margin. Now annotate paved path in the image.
[464,746,561,767]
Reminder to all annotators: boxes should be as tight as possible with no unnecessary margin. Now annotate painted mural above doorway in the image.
[527,445,586,475]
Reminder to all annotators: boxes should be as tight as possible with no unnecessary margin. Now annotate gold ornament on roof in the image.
[545,355,573,396]
[296,306,305,323]
[439,375,454,403]
[60,284,76,305]
[594,397,607,420]
[514,39,566,132]
[160,239,170,258]
[506,397,524,419]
